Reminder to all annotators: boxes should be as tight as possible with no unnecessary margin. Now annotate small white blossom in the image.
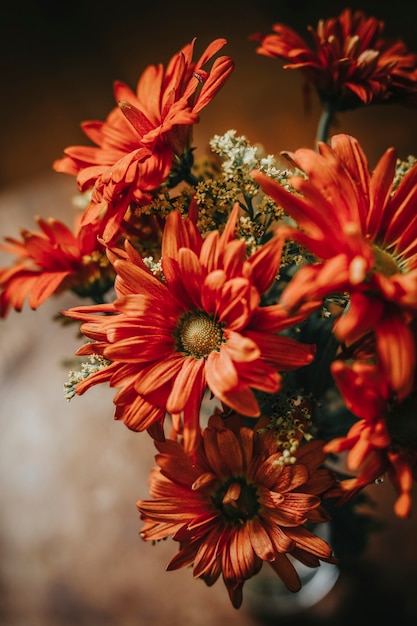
[210,130,276,181]
[143,256,165,280]
[64,354,110,401]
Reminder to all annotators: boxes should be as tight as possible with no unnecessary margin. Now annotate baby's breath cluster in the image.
[209,130,279,180]
[64,353,111,401]
[195,131,293,244]
[194,177,237,233]
[393,155,417,191]
[258,392,314,465]
[280,240,308,272]
[142,256,164,280]
[208,130,290,198]
[135,186,195,220]
[238,215,263,255]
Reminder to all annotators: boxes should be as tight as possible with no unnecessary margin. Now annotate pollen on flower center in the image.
[177,311,224,358]
[372,243,401,277]
[213,477,260,525]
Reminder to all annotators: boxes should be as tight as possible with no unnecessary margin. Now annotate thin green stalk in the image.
[315,105,335,147]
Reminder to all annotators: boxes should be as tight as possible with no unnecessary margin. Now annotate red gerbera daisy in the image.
[252,133,417,400]
[138,411,339,608]
[0,215,114,317]
[325,360,417,518]
[53,38,234,241]
[251,8,417,113]
[63,205,316,452]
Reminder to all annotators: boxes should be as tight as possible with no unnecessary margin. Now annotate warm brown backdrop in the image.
[1,0,417,190]
[1,1,417,625]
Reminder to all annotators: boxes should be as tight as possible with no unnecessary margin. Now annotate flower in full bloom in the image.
[251,8,417,113]
[138,411,339,608]
[63,205,316,452]
[252,133,417,401]
[325,360,417,518]
[53,39,234,241]
[0,215,114,317]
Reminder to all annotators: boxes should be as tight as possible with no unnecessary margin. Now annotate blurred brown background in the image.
[1,1,417,625]
[1,0,417,190]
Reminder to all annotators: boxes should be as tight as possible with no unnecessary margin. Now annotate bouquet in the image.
[1,7,417,610]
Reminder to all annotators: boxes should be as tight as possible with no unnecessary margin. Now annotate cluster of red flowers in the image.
[2,7,417,608]
[252,7,417,111]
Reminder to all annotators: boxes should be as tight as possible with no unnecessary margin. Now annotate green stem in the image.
[184,172,200,186]
[241,193,255,219]
[315,105,335,147]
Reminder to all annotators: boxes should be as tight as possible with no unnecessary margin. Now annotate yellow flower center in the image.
[178,311,224,358]
[372,244,401,277]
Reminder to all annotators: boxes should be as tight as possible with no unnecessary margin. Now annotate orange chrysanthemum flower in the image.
[325,360,417,519]
[137,412,338,608]
[0,216,114,317]
[251,8,417,112]
[54,38,234,241]
[63,205,316,452]
[252,133,417,400]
